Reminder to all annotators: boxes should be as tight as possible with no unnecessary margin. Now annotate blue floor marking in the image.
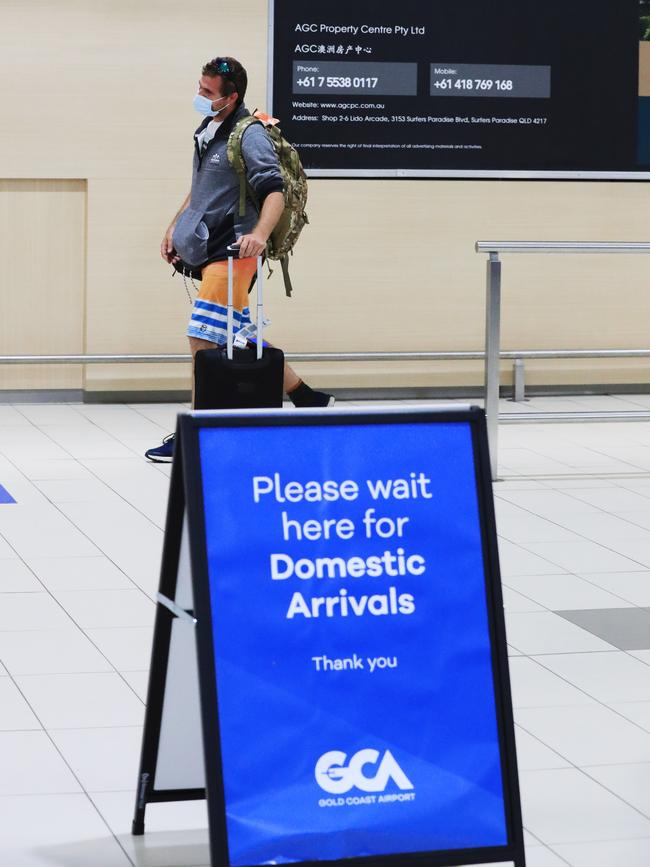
[0,485,16,504]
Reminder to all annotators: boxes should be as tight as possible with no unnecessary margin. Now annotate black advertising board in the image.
[269,0,649,178]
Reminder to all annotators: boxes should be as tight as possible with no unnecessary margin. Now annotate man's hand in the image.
[161,226,179,264]
[161,193,190,263]
[235,231,268,259]
[234,192,283,259]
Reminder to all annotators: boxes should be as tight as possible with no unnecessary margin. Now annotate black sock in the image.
[288,382,334,408]
[288,382,314,407]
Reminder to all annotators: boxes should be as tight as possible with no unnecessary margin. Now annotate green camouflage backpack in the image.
[227,111,308,297]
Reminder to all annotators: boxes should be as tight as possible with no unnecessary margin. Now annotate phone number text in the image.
[433,79,514,92]
[296,76,379,89]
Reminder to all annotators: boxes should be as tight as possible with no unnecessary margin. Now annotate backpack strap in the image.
[280,256,293,298]
[226,116,262,217]
[227,114,296,298]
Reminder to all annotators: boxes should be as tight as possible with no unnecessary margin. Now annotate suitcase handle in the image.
[226,253,264,362]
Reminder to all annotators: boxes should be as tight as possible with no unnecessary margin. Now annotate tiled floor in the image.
[2,395,650,866]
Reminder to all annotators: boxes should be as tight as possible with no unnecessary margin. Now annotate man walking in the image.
[145,56,332,462]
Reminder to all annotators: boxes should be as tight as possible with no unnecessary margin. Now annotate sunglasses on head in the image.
[210,58,233,77]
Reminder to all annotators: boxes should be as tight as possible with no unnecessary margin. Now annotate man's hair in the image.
[202,56,247,103]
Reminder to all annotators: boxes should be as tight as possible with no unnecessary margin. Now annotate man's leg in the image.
[145,262,249,462]
[189,335,218,407]
[284,362,301,394]
[144,260,332,461]
[186,259,331,404]
[144,334,222,460]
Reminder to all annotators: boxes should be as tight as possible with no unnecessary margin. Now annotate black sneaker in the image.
[288,383,335,408]
[145,433,175,463]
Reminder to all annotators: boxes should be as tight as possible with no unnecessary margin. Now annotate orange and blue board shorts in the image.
[187,258,258,345]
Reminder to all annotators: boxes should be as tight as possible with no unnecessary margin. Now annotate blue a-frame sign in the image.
[134,405,525,867]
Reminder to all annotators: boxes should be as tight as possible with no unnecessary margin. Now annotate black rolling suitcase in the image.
[194,255,284,410]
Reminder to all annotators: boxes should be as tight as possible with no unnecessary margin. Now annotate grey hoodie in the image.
[172,104,284,267]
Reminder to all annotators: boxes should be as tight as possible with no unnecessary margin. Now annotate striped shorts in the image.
[187,258,258,345]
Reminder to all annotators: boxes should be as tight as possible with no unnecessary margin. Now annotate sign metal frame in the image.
[132,452,206,835]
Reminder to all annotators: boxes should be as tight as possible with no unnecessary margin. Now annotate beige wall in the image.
[2,1,650,395]
[0,180,86,391]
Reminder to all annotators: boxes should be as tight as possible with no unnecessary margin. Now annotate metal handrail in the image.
[476,241,650,254]
[2,349,650,364]
[476,239,650,479]
[0,355,192,364]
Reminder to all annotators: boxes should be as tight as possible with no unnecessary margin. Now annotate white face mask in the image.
[193,93,229,117]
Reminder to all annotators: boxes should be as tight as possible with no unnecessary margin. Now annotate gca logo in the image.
[315,749,414,794]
